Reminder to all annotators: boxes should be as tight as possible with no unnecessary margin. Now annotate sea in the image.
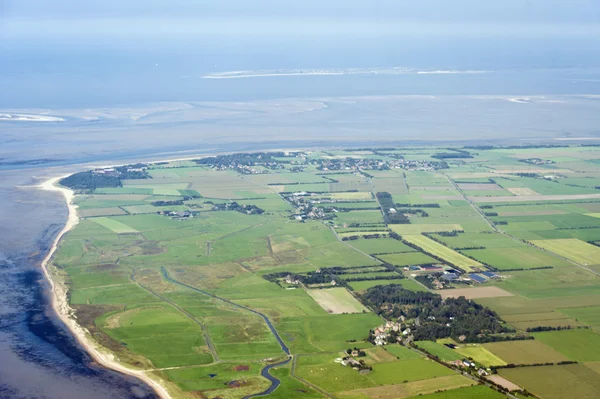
[1,33,600,398]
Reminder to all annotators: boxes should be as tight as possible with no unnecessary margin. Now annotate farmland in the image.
[306,288,367,314]
[402,235,483,272]
[51,146,600,398]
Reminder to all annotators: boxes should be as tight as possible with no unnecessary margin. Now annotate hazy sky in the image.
[3,0,600,38]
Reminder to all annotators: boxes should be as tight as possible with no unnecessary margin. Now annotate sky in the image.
[2,0,600,38]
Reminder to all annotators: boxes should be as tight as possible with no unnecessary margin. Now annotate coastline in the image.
[39,176,173,399]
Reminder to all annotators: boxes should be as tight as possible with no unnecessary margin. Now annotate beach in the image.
[39,176,173,399]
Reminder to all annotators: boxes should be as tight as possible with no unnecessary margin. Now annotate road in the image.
[160,267,293,398]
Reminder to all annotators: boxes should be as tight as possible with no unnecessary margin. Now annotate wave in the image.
[202,67,489,79]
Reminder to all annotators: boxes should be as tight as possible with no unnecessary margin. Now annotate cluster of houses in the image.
[520,158,555,165]
[311,156,448,173]
[450,359,489,376]
[157,210,194,219]
[372,320,410,346]
[286,193,331,221]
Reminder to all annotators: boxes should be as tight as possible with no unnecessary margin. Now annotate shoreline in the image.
[39,176,173,399]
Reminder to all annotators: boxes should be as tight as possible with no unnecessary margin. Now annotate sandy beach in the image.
[39,176,173,399]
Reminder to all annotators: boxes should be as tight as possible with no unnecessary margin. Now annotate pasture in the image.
[415,341,463,362]
[461,247,571,270]
[338,375,474,399]
[452,345,506,367]
[532,329,600,362]
[368,358,455,385]
[483,340,569,365]
[91,217,139,234]
[388,224,464,235]
[499,364,600,399]
[306,288,367,314]
[377,252,438,266]
[531,238,600,266]
[408,385,507,399]
[402,235,483,272]
[346,238,416,254]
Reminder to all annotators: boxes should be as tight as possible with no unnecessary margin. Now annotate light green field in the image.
[453,344,506,367]
[531,238,600,266]
[306,288,368,314]
[402,235,483,272]
[461,246,571,270]
[415,341,463,362]
[559,306,600,328]
[533,329,600,362]
[368,358,455,385]
[377,252,438,266]
[338,375,475,399]
[499,364,600,399]
[346,238,416,254]
[78,207,128,218]
[406,385,507,399]
[90,217,139,233]
[483,340,570,365]
[389,224,464,235]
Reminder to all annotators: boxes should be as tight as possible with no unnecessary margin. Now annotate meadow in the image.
[53,146,600,398]
[402,235,483,272]
[499,364,600,399]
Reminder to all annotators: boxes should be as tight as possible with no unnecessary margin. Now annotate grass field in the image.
[368,358,455,385]
[531,238,600,266]
[414,341,463,362]
[452,344,506,367]
[406,385,507,399]
[306,288,368,314]
[389,224,464,235]
[483,340,570,365]
[338,375,474,399]
[461,246,571,270]
[559,306,600,328]
[532,329,600,362]
[346,238,416,254]
[499,364,600,399]
[402,235,483,272]
[377,252,438,266]
[91,217,139,233]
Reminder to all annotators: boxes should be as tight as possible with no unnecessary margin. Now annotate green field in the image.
[409,385,507,399]
[377,252,438,266]
[483,340,570,365]
[402,235,483,272]
[306,288,368,314]
[389,224,464,235]
[461,246,571,270]
[452,344,506,367]
[499,364,600,399]
[346,238,416,254]
[532,329,600,362]
[414,341,463,362]
[53,146,600,398]
[91,217,139,233]
[531,238,600,266]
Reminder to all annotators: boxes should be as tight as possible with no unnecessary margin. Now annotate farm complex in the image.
[52,146,600,399]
